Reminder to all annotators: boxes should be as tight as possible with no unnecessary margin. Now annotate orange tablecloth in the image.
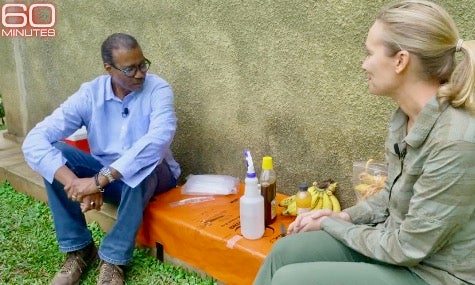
[136,183,295,285]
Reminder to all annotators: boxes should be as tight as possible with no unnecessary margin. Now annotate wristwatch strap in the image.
[99,166,115,184]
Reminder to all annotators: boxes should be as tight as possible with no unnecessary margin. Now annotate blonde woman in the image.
[254,1,475,284]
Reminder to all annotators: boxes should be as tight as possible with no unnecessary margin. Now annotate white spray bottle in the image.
[240,149,265,240]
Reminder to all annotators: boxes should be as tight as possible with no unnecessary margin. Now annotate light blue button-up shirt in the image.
[22,74,181,188]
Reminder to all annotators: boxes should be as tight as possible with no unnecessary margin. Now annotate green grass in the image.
[0,124,6,131]
[0,180,217,285]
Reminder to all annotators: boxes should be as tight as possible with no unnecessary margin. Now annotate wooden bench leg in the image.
[156,242,164,262]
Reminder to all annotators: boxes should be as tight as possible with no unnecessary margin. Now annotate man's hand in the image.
[64,176,99,202]
[54,165,100,202]
[80,192,103,213]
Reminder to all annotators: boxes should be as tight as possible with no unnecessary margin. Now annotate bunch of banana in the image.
[311,180,341,212]
[280,179,341,216]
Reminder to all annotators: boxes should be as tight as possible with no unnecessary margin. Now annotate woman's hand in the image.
[287,209,352,235]
[287,209,333,234]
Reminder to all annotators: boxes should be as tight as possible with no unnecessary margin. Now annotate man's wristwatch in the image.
[99,167,115,184]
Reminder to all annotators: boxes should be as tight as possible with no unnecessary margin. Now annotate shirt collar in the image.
[104,75,140,102]
[405,96,449,148]
[105,76,116,101]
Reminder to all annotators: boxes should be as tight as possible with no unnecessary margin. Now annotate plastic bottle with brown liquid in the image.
[260,156,277,226]
[296,182,312,215]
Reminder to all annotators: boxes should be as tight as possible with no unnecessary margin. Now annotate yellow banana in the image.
[314,191,324,210]
[327,182,338,193]
[322,191,333,210]
[307,184,316,194]
[279,195,296,207]
[311,190,321,209]
[326,190,341,212]
[282,200,297,216]
[330,195,341,212]
[282,180,341,214]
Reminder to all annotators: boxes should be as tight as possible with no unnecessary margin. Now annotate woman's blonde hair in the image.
[376,0,475,110]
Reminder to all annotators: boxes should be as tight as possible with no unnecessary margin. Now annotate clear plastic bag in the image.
[181,174,239,195]
[352,159,387,200]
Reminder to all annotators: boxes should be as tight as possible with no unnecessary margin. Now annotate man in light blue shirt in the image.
[22,33,181,285]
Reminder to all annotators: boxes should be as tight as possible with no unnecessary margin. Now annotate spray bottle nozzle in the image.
[243,148,256,177]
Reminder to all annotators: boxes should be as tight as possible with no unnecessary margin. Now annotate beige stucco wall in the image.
[1,0,474,208]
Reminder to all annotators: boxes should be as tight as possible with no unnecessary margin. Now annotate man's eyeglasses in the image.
[110,58,151,77]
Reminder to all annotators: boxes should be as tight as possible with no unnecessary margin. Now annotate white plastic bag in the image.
[181,174,239,195]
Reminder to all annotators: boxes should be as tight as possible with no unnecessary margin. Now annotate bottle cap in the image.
[246,172,257,179]
[299,183,308,191]
[262,156,273,170]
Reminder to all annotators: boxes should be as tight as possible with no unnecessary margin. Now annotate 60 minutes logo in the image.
[1,2,56,37]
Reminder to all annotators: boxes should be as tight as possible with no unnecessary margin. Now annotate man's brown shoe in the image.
[97,261,124,285]
[51,243,97,285]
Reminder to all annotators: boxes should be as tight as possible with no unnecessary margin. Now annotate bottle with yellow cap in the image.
[260,156,277,226]
[296,182,311,215]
